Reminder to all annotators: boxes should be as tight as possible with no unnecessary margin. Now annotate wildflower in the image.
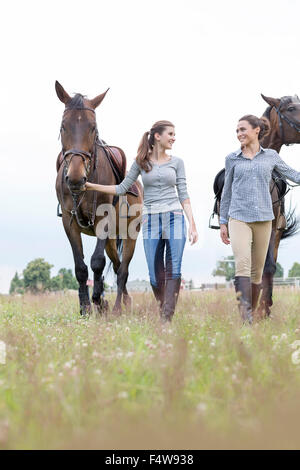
[64,360,75,369]
[125,327,130,332]
[118,391,128,399]
[166,344,173,350]
[126,351,134,358]
[291,350,300,365]
[280,333,288,341]
[290,340,300,350]
[196,403,207,414]
[92,351,100,358]
[271,335,278,342]
[82,342,88,348]
[95,369,102,375]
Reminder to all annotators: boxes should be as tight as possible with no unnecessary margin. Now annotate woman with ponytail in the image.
[85,120,198,321]
[219,114,300,324]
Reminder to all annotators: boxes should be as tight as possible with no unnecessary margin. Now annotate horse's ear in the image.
[55,81,71,105]
[90,88,110,109]
[261,94,280,108]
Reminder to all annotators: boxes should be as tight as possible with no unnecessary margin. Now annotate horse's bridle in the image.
[274,100,300,146]
[61,106,98,176]
[58,106,116,230]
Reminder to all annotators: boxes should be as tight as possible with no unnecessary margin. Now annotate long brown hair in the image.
[239,114,271,140]
[136,120,175,172]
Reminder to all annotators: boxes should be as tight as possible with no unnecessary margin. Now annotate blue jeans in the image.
[142,211,187,287]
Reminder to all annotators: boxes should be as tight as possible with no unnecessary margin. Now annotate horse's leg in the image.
[113,238,137,313]
[91,238,108,314]
[63,217,91,316]
[259,228,277,317]
[105,239,122,311]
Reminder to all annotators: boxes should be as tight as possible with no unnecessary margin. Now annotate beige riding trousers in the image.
[228,217,272,284]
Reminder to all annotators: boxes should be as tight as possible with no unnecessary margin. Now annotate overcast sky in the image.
[1,0,300,293]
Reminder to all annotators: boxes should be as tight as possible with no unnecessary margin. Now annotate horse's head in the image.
[261,93,300,146]
[56,81,109,193]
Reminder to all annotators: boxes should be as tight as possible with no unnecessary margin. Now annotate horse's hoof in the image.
[80,304,92,317]
[112,305,122,316]
[123,294,132,309]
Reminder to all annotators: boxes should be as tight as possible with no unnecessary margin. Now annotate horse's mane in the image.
[66,93,87,109]
[263,106,272,120]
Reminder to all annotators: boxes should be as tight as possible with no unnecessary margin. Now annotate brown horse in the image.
[55,81,143,315]
[259,94,300,315]
[212,94,300,316]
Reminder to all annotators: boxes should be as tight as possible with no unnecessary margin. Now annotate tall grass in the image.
[1,288,300,449]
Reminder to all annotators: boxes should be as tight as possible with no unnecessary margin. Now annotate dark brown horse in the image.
[55,81,143,315]
[259,94,300,315]
[212,94,300,316]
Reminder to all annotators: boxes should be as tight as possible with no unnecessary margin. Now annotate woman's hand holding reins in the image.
[220,224,230,245]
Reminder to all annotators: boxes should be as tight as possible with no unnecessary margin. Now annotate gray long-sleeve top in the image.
[115,156,189,215]
[219,146,300,224]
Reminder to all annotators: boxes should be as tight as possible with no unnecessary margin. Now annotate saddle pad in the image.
[127,182,139,197]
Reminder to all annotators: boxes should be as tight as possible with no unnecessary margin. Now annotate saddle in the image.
[56,144,139,197]
[211,168,287,229]
[101,145,139,197]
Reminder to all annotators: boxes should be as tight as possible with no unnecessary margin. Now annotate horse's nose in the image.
[66,176,87,191]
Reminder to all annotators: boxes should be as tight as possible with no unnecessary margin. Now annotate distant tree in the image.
[49,275,63,291]
[288,262,300,278]
[212,255,235,281]
[104,281,110,291]
[23,258,53,293]
[9,272,24,295]
[275,262,284,278]
[58,268,78,290]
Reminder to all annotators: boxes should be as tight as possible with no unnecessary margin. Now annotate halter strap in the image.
[274,102,300,146]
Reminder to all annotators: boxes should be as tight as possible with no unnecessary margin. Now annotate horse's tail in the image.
[105,236,123,277]
[281,204,300,239]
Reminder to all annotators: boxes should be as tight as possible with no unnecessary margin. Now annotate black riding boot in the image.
[151,283,165,314]
[161,278,181,322]
[251,282,262,312]
[234,276,253,325]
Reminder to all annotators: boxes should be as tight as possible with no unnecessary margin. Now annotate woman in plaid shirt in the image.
[220,115,300,324]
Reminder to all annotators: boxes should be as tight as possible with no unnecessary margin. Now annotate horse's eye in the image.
[288,107,295,112]
[61,124,65,132]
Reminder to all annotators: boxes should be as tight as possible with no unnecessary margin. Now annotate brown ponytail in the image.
[136,120,175,172]
[239,114,271,140]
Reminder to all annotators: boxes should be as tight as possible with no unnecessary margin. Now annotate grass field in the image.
[1,288,300,450]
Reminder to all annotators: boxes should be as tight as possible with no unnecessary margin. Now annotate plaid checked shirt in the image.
[219,146,300,224]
